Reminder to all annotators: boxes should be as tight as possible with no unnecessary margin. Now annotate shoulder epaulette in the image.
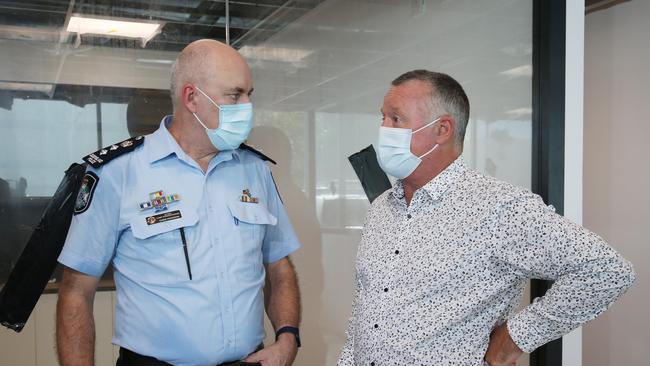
[239,144,277,165]
[83,135,145,168]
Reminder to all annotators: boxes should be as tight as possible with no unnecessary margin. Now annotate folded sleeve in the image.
[261,169,301,264]
[58,165,121,277]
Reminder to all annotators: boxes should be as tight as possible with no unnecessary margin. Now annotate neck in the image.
[169,111,219,172]
[402,148,460,205]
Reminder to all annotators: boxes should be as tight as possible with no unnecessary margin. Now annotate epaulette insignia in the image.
[83,136,144,168]
[239,144,277,165]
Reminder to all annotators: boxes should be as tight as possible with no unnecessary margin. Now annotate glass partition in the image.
[0,1,532,365]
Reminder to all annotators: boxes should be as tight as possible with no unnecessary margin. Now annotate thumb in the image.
[243,351,265,363]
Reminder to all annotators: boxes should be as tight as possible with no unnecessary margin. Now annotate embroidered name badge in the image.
[74,172,99,215]
[240,189,259,203]
[146,210,182,225]
[139,190,181,213]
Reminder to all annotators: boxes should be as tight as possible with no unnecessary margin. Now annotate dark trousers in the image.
[116,347,261,366]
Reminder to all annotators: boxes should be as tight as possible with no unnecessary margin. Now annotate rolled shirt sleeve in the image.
[494,194,636,352]
[58,165,121,277]
[261,169,301,264]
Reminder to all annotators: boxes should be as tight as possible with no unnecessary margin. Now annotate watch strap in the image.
[275,326,301,348]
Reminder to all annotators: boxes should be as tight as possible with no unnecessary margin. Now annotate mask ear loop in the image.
[194,86,223,110]
[412,117,441,134]
[192,86,222,130]
[412,117,442,159]
[192,112,210,130]
[418,143,439,159]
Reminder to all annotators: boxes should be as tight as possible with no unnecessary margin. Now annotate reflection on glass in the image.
[0,0,531,365]
[0,0,324,291]
[247,0,532,364]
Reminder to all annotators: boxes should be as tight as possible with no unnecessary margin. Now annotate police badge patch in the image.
[74,172,99,215]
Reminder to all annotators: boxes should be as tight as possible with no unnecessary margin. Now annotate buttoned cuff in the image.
[507,305,564,353]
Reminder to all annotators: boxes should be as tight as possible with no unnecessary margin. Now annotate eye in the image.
[229,93,241,101]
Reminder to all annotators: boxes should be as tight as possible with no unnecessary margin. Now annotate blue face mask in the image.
[192,86,253,151]
[376,117,441,179]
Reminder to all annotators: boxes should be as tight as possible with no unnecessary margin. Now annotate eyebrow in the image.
[381,107,403,117]
[226,87,254,95]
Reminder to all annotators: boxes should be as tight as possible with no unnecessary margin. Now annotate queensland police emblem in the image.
[74,172,99,215]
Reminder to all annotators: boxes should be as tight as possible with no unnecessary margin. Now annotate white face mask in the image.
[376,117,441,179]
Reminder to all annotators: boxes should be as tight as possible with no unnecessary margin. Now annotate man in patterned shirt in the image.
[337,69,635,366]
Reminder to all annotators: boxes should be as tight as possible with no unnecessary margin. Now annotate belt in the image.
[117,348,262,366]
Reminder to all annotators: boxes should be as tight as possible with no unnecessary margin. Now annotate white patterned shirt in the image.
[337,157,635,366]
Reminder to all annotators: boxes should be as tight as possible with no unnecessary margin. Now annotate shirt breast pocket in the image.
[120,210,199,284]
[226,201,277,276]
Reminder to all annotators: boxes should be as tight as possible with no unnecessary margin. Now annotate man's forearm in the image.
[56,291,95,366]
[266,257,300,330]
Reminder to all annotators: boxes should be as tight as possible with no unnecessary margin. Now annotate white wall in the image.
[583,1,650,365]
[563,0,585,364]
[0,292,119,366]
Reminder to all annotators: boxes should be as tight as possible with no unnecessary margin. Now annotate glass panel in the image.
[246,1,532,364]
[0,1,531,365]
[0,0,323,289]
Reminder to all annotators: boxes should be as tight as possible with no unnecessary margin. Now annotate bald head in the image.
[170,39,250,110]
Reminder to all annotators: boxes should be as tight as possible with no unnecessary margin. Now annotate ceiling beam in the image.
[585,0,631,14]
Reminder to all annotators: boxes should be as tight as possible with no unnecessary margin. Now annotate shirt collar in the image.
[391,156,468,202]
[146,115,238,165]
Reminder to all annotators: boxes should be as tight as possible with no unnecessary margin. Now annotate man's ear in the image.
[435,115,456,144]
[181,84,198,113]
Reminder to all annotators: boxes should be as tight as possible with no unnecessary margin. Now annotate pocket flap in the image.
[130,208,199,239]
[227,201,277,225]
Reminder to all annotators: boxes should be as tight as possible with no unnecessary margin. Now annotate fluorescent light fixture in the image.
[505,107,533,117]
[136,58,174,65]
[500,64,533,78]
[0,81,55,94]
[239,46,313,63]
[67,15,163,45]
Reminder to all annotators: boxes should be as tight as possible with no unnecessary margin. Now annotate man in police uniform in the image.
[56,40,302,366]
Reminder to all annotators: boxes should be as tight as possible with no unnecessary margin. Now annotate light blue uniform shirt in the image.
[58,117,301,366]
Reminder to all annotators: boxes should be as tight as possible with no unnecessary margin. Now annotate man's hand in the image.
[484,322,523,366]
[244,333,298,366]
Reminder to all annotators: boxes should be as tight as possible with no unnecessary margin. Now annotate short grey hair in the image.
[170,46,209,110]
[392,70,470,146]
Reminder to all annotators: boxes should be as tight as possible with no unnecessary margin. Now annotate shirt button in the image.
[371,363,375,366]
[407,214,412,219]
[394,250,400,255]
[383,288,388,292]
[374,324,378,329]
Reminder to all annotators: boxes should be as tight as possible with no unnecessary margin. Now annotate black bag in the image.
[0,163,87,332]
[348,145,392,203]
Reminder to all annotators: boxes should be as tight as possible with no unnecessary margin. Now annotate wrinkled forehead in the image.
[202,53,253,92]
[383,81,433,115]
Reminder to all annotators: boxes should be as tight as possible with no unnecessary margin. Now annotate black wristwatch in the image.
[275,326,301,348]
